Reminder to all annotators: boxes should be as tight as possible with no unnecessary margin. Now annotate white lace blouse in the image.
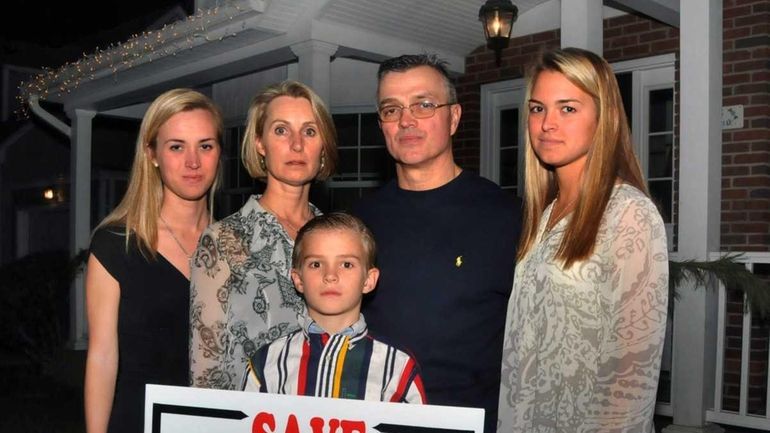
[498,184,669,433]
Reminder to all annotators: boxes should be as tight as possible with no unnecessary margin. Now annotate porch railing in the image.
[654,252,770,430]
[708,252,770,430]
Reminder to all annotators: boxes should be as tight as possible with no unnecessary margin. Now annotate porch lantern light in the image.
[479,0,518,67]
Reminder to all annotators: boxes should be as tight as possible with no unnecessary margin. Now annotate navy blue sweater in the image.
[354,171,521,433]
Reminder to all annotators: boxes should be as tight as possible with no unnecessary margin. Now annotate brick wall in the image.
[721,0,770,413]
[721,0,770,252]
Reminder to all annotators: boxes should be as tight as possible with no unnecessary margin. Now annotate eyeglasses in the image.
[377,101,456,122]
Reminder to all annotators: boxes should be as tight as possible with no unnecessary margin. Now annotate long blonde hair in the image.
[241,80,338,181]
[97,88,224,257]
[518,47,648,268]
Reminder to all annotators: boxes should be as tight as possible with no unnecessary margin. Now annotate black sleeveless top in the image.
[90,227,190,433]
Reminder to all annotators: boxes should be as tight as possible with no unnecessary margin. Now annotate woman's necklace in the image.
[545,194,577,233]
[159,215,193,259]
[259,199,311,235]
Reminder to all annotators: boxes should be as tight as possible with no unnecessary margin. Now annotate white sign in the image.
[145,384,485,433]
[722,105,744,130]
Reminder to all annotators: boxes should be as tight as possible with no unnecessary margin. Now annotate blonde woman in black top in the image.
[85,89,222,433]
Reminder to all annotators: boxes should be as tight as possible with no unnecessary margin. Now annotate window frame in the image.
[329,105,387,189]
[480,78,526,195]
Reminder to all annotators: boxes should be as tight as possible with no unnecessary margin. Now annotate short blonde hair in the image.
[97,88,224,256]
[292,213,377,270]
[241,80,338,180]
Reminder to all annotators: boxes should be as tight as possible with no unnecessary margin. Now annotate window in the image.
[613,55,677,248]
[647,88,675,223]
[215,124,263,219]
[498,108,520,195]
[320,111,394,211]
[480,79,525,197]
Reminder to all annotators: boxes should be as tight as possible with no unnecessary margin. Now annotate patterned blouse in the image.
[498,184,669,433]
[189,195,320,389]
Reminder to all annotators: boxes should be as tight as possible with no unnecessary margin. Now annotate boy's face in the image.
[291,228,379,329]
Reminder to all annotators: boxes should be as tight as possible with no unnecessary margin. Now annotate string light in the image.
[17,1,248,117]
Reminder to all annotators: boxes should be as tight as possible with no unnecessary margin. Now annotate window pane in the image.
[500,148,518,187]
[501,187,518,199]
[224,128,237,156]
[327,112,391,211]
[649,88,673,133]
[227,157,239,186]
[721,287,745,412]
[329,187,364,212]
[337,148,359,178]
[360,113,385,147]
[649,134,673,178]
[334,114,359,148]
[648,179,672,223]
[500,108,518,147]
[238,162,253,189]
[361,148,390,179]
[616,72,633,128]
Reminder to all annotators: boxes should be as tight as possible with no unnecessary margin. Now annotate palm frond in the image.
[670,254,770,319]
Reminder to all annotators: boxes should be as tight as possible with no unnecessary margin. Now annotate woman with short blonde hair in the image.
[241,80,337,180]
[190,80,338,390]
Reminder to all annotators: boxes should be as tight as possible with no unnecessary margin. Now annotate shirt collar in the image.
[301,314,368,340]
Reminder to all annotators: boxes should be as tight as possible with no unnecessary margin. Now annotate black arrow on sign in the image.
[373,423,474,433]
[152,403,249,433]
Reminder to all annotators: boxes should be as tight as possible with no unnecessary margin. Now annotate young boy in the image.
[243,212,426,403]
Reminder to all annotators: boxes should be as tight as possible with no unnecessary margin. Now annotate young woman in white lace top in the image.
[498,48,669,433]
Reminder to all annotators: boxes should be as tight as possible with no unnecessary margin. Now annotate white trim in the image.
[324,180,381,188]
[656,402,673,417]
[706,411,770,430]
[714,278,727,413]
[612,53,676,73]
[739,296,751,414]
[632,68,674,174]
[70,109,96,350]
[479,79,525,187]
[708,251,770,262]
[330,104,376,115]
[29,95,71,137]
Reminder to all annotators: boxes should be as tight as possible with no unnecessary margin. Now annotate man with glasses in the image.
[354,54,521,433]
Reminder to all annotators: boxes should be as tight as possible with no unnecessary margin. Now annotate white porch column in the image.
[290,40,339,104]
[662,1,723,432]
[69,108,96,350]
[560,0,603,54]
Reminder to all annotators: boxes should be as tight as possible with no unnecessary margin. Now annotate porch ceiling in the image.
[22,0,677,115]
[318,0,550,57]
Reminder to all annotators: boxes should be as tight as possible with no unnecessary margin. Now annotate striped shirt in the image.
[243,314,426,403]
